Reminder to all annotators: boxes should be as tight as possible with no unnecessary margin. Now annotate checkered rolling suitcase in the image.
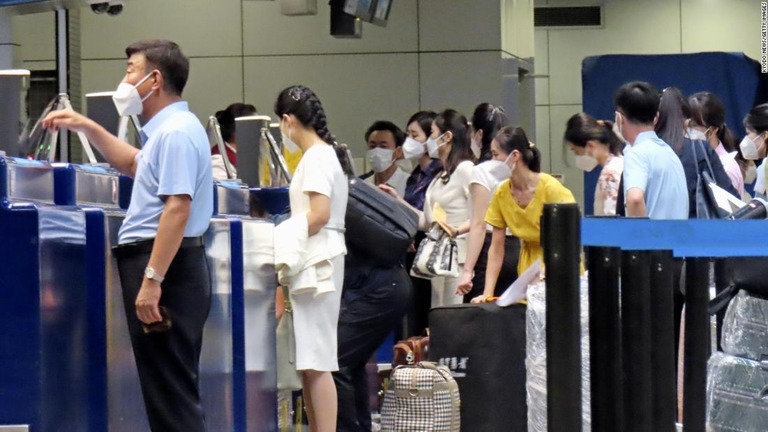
[380,361,461,432]
[722,290,768,361]
[707,352,768,431]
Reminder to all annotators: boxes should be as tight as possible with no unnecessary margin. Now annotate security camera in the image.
[87,0,124,15]
[107,0,124,15]
[88,1,109,14]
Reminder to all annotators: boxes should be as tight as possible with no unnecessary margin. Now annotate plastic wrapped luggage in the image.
[526,278,592,431]
[707,352,768,432]
[722,290,768,362]
[428,302,527,431]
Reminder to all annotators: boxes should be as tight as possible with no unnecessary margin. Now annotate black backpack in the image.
[345,178,418,266]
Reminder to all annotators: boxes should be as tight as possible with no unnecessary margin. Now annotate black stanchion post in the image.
[586,246,623,432]
[542,203,581,432]
[683,258,710,432]
[620,250,652,431]
[649,250,677,431]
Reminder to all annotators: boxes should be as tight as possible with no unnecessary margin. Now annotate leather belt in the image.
[113,236,204,256]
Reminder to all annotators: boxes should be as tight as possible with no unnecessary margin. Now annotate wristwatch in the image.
[144,266,165,283]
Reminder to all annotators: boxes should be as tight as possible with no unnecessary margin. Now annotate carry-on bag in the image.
[428,302,527,431]
[707,352,768,431]
[393,333,430,366]
[345,178,418,266]
[380,361,461,432]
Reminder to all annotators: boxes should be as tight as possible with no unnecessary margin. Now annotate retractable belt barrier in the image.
[543,213,767,432]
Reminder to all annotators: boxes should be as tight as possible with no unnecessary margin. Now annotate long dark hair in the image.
[434,109,472,183]
[655,87,689,155]
[688,92,738,152]
[564,112,623,156]
[495,126,541,172]
[274,85,353,176]
[471,103,508,162]
[744,103,768,134]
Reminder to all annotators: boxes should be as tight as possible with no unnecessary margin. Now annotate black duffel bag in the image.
[345,178,418,266]
[429,303,528,431]
[709,258,768,314]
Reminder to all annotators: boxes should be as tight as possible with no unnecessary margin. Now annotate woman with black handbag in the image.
[655,87,738,219]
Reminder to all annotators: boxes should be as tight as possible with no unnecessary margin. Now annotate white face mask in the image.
[471,137,481,159]
[574,153,599,172]
[112,71,155,117]
[686,127,708,141]
[281,123,300,153]
[488,152,514,180]
[426,133,446,159]
[745,163,758,184]
[740,134,764,160]
[402,137,426,160]
[366,147,394,173]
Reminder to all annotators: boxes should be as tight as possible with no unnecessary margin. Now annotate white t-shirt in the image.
[364,166,409,197]
[470,160,513,234]
[289,143,348,258]
[422,160,474,262]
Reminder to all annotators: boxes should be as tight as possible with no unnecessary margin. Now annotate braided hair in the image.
[274,85,353,177]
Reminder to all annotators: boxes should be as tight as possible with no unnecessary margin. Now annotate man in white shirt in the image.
[362,120,409,196]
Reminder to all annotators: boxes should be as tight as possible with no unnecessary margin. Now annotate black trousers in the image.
[334,261,411,432]
[114,239,212,432]
[405,231,432,336]
[465,234,521,302]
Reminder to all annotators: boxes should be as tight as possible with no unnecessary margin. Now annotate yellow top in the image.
[485,173,576,275]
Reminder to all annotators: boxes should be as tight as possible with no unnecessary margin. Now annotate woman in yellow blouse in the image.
[471,126,576,303]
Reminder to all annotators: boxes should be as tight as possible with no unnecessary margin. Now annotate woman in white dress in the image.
[274,85,351,432]
[382,109,474,307]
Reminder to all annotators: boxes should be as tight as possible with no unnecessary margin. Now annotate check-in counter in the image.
[214,180,278,432]
[0,157,90,432]
[51,162,145,431]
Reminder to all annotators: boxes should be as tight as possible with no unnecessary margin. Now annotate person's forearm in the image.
[82,119,140,176]
[483,233,505,297]
[462,221,487,273]
[146,197,190,277]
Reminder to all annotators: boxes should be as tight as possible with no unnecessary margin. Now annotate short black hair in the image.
[614,81,661,125]
[407,111,437,138]
[364,120,406,147]
[216,103,257,143]
[126,39,189,96]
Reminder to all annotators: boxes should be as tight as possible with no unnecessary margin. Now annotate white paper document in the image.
[496,259,542,307]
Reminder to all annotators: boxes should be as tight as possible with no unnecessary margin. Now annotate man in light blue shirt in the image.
[44,40,212,432]
[615,81,688,219]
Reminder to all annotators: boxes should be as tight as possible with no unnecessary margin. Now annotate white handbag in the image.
[411,225,459,279]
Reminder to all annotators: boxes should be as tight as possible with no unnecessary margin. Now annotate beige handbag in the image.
[276,286,302,391]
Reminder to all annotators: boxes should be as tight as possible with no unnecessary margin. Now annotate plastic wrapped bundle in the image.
[707,352,768,431]
[526,276,591,431]
[722,290,768,361]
